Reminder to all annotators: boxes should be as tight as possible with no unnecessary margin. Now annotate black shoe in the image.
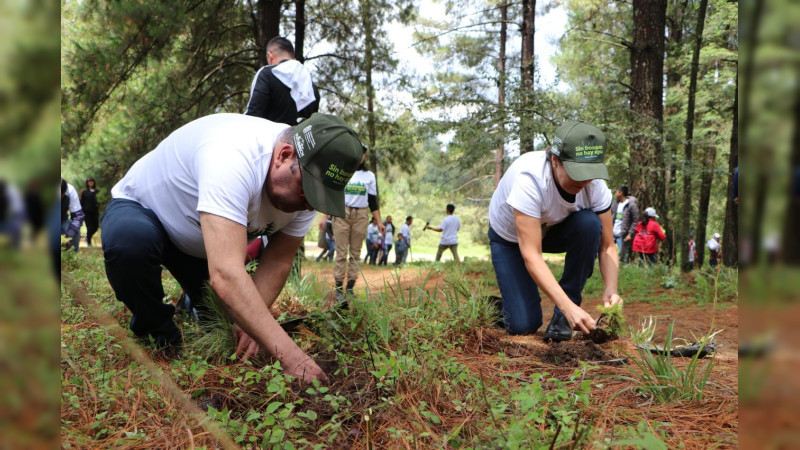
[346,279,356,298]
[543,314,572,342]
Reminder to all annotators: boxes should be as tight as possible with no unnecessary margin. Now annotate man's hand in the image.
[603,292,623,307]
[378,222,386,234]
[234,324,261,361]
[562,305,596,334]
[288,357,329,384]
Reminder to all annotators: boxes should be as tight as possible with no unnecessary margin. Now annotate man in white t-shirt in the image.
[707,233,721,267]
[323,152,384,300]
[426,203,461,263]
[488,120,623,342]
[101,113,364,384]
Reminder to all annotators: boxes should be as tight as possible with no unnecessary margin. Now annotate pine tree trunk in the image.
[781,84,800,264]
[741,0,765,264]
[256,0,282,67]
[665,0,689,264]
[629,0,669,260]
[495,2,508,187]
[679,0,708,271]
[519,0,535,153]
[722,74,739,266]
[295,0,305,62]
[695,144,716,267]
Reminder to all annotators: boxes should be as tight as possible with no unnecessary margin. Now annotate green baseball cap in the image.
[551,120,609,181]
[293,113,366,217]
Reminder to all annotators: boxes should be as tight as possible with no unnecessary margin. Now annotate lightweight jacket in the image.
[244,60,320,125]
[610,196,640,238]
[632,219,666,254]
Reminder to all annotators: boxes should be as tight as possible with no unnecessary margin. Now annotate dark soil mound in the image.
[543,341,614,366]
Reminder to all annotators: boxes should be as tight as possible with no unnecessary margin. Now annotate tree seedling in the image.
[586,304,626,344]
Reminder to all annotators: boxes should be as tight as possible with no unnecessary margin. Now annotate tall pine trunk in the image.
[295,0,305,62]
[255,0,282,67]
[665,0,690,264]
[781,84,800,264]
[695,143,716,267]
[495,2,508,187]
[679,0,708,271]
[723,74,739,266]
[629,0,669,259]
[519,0,535,153]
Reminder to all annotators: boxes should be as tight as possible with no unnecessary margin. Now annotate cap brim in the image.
[562,160,610,182]
[300,165,346,217]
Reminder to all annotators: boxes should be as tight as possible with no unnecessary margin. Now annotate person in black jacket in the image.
[244,37,320,124]
[81,176,100,246]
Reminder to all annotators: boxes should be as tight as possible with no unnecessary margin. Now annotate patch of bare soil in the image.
[542,341,615,366]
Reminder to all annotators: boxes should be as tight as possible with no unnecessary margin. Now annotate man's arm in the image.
[596,210,623,307]
[200,213,327,383]
[514,210,596,334]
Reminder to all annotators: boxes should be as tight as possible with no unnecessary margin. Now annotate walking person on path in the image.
[378,215,395,266]
[61,178,84,252]
[80,177,100,247]
[631,207,666,265]
[394,216,413,265]
[610,185,638,263]
[487,120,623,341]
[425,203,461,263]
[707,233,721,267]
[327,154,384,300]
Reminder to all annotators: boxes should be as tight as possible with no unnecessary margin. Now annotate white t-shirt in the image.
[439,215,460,246]
[401,223,411,246]
[383,222,395,246]
[366,223,381,243]
[612,199,628,237]
[343,170,377,208]
[707,238,720,252]
[64,183,82,214]
[111,113,316,258]
[688,240,696,262]
[488,151,612,243]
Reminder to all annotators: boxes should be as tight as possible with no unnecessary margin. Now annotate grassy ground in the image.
[60,248,738,448]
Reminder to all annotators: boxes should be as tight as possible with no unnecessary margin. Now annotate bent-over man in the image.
[101,113,364,383]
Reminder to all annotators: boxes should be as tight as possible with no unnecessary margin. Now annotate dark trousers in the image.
[85,210,100,246]
[379,243,393,265]
[489,209,602,335]
[101,199,209,345]
[637,252,657,265]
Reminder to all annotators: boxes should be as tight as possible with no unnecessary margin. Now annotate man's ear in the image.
[274,143,296,168]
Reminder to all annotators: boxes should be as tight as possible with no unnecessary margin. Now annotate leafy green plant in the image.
[621,317,720,403]
[595,303,626,338]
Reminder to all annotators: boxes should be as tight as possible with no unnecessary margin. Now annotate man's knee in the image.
[505,315,542,335]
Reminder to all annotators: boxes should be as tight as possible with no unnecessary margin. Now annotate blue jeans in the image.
[489,209,602,335]
[61,218,81,251]
[326,236,335,261]
[101,199,210,345]
[379,243,393,265]
[615,236,623,254]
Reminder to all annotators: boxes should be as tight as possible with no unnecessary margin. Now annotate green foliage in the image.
[622,318,719,403]
[596,303,626,337]
[187,285,236,364]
